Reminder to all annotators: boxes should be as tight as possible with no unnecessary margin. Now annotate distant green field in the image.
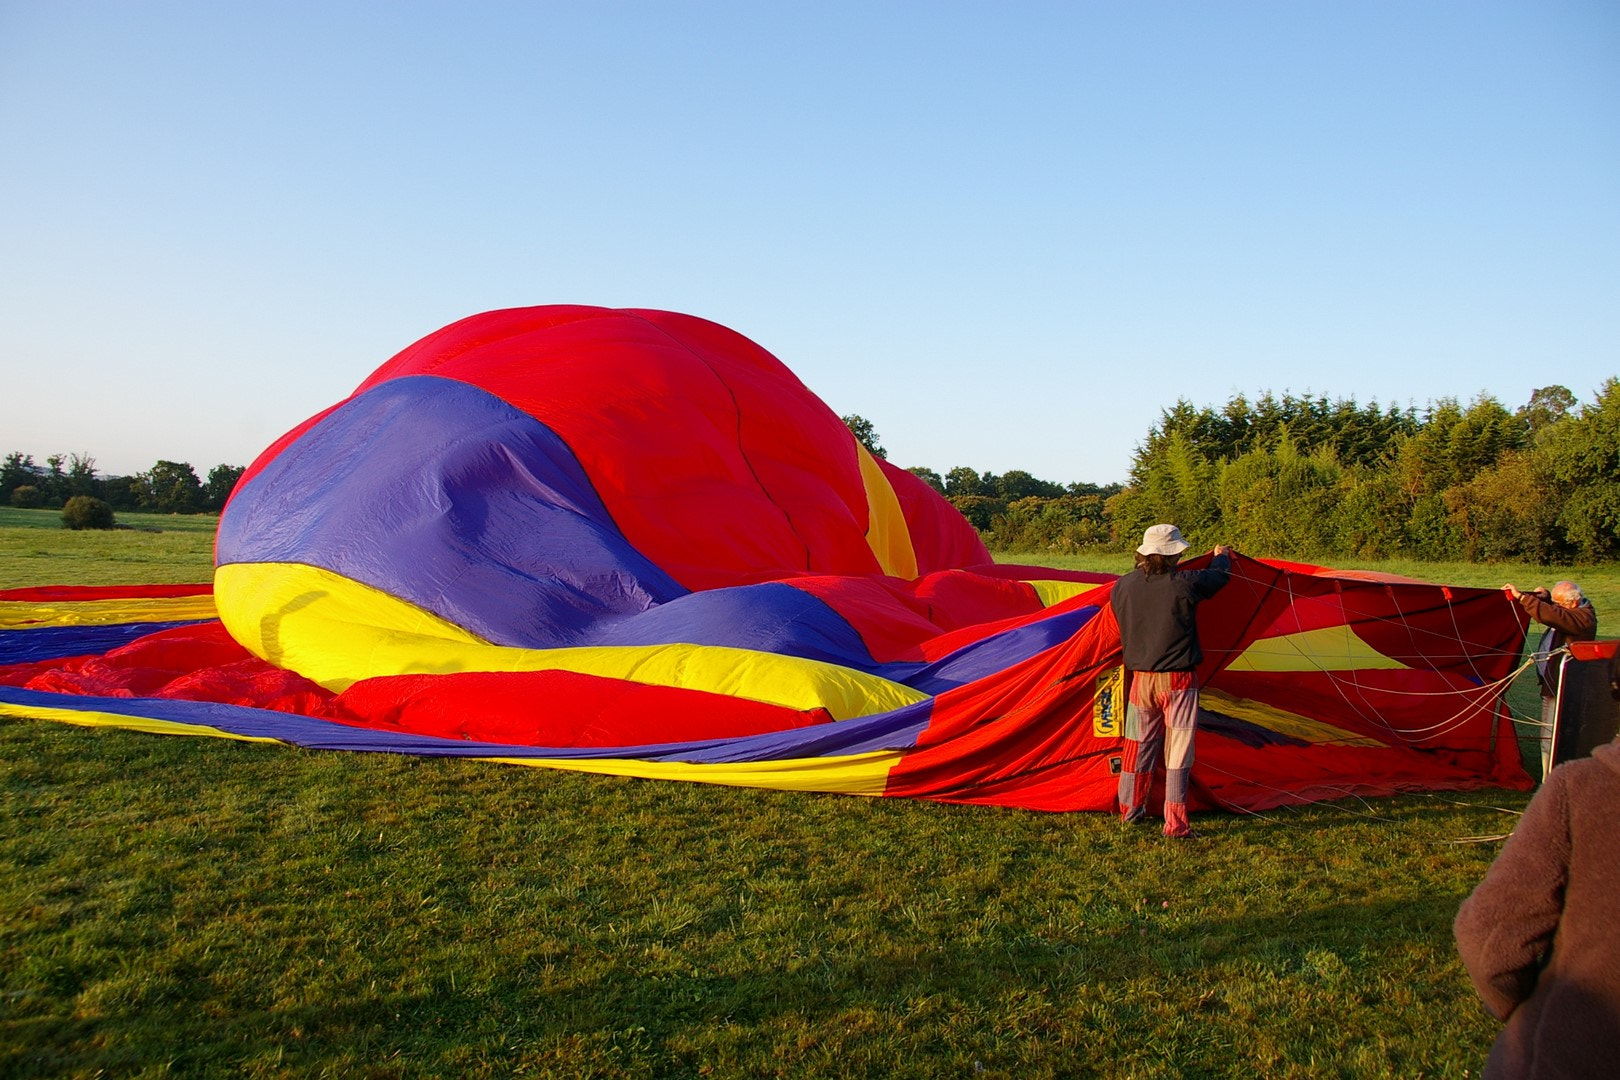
[5,504,1612,617]
[4,512,1601,1076]
[996,549,1620,629]
[0,508,1595,762]
[0,510,1600,759]
[0,506,216,587]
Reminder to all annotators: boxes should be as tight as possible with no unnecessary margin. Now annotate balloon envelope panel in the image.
[0,307,1535,810]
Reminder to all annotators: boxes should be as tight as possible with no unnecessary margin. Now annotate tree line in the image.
[852,378,1620,562]
[1106,382,1618,562]
[1,453,245,516]
[11,379,1615,561]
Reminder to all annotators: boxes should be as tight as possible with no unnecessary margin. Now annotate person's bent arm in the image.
[1192,547,1232,597]
[1517,593,1597,639]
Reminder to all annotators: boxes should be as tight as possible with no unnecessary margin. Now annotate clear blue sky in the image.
[2,1,1615,486]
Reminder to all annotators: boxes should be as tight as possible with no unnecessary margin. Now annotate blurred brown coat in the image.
[1454,740,1620,1078]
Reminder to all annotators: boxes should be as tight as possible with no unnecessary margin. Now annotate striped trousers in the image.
[1117,669,1199,837]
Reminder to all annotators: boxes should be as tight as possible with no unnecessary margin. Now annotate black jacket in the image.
[1110,553,1230,672]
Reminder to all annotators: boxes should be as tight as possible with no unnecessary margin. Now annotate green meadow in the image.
[5,507,1614,1077]
[0,507,217,587]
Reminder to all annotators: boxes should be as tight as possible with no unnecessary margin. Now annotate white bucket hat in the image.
[1138,523,1190,557]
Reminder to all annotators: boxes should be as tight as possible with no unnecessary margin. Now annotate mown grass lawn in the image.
[4,512,1600,1077]
[1,723,1523,1078]
[0,507,216,587]
[1008,548,1620,627]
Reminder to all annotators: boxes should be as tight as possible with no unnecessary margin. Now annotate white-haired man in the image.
[1504,580,1597,778]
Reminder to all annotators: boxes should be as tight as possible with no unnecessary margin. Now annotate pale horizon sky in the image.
[3,1,1616,487]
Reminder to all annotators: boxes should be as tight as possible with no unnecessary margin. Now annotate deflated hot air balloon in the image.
[0,306,1534,811]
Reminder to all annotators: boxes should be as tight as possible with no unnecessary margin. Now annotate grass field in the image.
[0,507,216,587]
[1004,549,1620,627]
[6,510,1613,1076]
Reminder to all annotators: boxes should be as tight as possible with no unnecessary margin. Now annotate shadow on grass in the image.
[1,895,1485,1078]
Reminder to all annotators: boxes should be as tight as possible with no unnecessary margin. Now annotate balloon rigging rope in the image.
[1216,563,1529,664]
[1104,561,1537,840]
[1204,564,1543,743]
[1407,789,1528,817]
[1193,760,1527,842]
[1193,761,1405,826]
[1164,563,1543,828]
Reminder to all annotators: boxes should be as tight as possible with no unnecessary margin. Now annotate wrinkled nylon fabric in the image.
[0,306,1535,810]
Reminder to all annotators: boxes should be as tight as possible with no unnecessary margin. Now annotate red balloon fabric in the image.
[0,307,1535,812]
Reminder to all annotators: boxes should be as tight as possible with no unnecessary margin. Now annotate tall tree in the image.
[1217,436,1343,558]
[134,460,205,514]
[1394,395,1522,496]
[204,464,246,511]
[1111,430,1219,545]
[42,454,67,506]
[905,466,945,494]
[840,415,886,460]
[944,466,989,497]
[1444,449,1566,562]
[1545,378,1620,560]
[0,452,41,503]
[67,453,100,498]
[1518,384,1577,439]
[993,470,1063,500]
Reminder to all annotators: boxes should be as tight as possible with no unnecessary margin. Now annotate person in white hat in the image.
[1109,524,1232,838]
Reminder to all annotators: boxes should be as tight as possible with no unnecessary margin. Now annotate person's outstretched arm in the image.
[1191,545,1232,597]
